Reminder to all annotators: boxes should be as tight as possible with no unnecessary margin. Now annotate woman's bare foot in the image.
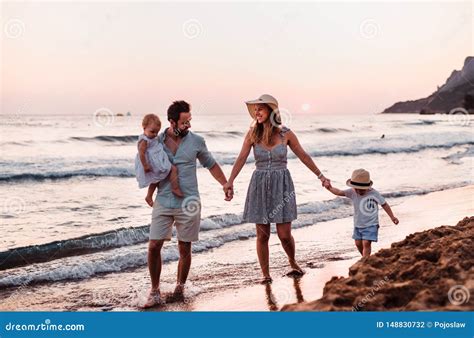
[285,261,305,277]
[285,269,305,278]
[145,195,154,207]
[171,187,184,198]
[141,289,161,309]
[259,277,273,285]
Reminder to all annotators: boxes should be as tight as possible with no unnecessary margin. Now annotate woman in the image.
[224,94,331,284]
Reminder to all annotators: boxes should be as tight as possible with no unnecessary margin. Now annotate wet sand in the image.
[1,185,472,311]
[194,185,473,311]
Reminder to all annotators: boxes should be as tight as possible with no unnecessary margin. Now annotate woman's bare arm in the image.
[286,130,327,182]
[227,131,252,185]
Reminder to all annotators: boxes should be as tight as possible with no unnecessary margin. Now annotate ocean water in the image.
[0,112,472,290]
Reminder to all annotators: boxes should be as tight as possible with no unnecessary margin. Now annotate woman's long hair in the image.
[249,104,281,146]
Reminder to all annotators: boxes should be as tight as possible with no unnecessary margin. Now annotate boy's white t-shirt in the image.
[344,188,386,228]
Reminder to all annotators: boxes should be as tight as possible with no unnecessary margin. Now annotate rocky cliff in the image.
[381,57,474,114]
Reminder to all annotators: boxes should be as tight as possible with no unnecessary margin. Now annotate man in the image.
[143,100,233,308]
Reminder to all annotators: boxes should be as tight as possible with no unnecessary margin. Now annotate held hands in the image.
[223,182,234,201]
[319,175,332,189]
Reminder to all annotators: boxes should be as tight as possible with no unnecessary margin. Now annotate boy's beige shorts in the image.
[149,199,201,242]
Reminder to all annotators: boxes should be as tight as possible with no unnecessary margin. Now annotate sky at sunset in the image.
[1,1,472,116]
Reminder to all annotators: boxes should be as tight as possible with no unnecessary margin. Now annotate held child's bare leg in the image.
[169,165,184,198]
[145,183,157,207]
[362,240,372,258]
[355,240,363,255]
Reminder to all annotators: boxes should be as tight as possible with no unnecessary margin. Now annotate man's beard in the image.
[173,127,189,137]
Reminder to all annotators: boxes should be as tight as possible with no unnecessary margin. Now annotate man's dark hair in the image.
[167,100,190,123]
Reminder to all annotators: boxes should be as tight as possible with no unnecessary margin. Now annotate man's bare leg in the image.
[143,239,164,308]
[175,240,192,295]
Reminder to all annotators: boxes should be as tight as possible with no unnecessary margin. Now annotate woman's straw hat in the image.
[346,169,373,189]
[245,94,280,123]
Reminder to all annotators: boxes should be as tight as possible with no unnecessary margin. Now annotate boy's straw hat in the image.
[346,169,373,189]
[245,94,280,122]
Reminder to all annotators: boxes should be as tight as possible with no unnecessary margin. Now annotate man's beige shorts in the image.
[150,199,201,242]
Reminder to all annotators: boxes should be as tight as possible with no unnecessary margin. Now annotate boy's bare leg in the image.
[355,240,363,255]
[169,165,184,197]
[145,183,157,207]
[362,240,372,258]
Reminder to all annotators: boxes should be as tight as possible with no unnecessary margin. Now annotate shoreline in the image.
[0,185,472,311]
[192,185,473,311]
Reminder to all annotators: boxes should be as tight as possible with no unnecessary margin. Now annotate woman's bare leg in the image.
[256,224,271,281]
[276,222,303,273]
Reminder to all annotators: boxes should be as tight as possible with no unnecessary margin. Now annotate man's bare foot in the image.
[141,289,161,309]
[145,195,154,207]
[171,187,184,198]
[259,277,273,285]
[165,283,185,302]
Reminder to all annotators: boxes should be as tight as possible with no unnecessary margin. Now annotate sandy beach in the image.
[193,185,473,311]
[1,185,472,311]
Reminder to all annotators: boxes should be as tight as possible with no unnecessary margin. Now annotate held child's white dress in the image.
[135,134,172,188]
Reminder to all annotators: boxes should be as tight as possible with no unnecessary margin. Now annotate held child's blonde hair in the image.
[142,114,161,130]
